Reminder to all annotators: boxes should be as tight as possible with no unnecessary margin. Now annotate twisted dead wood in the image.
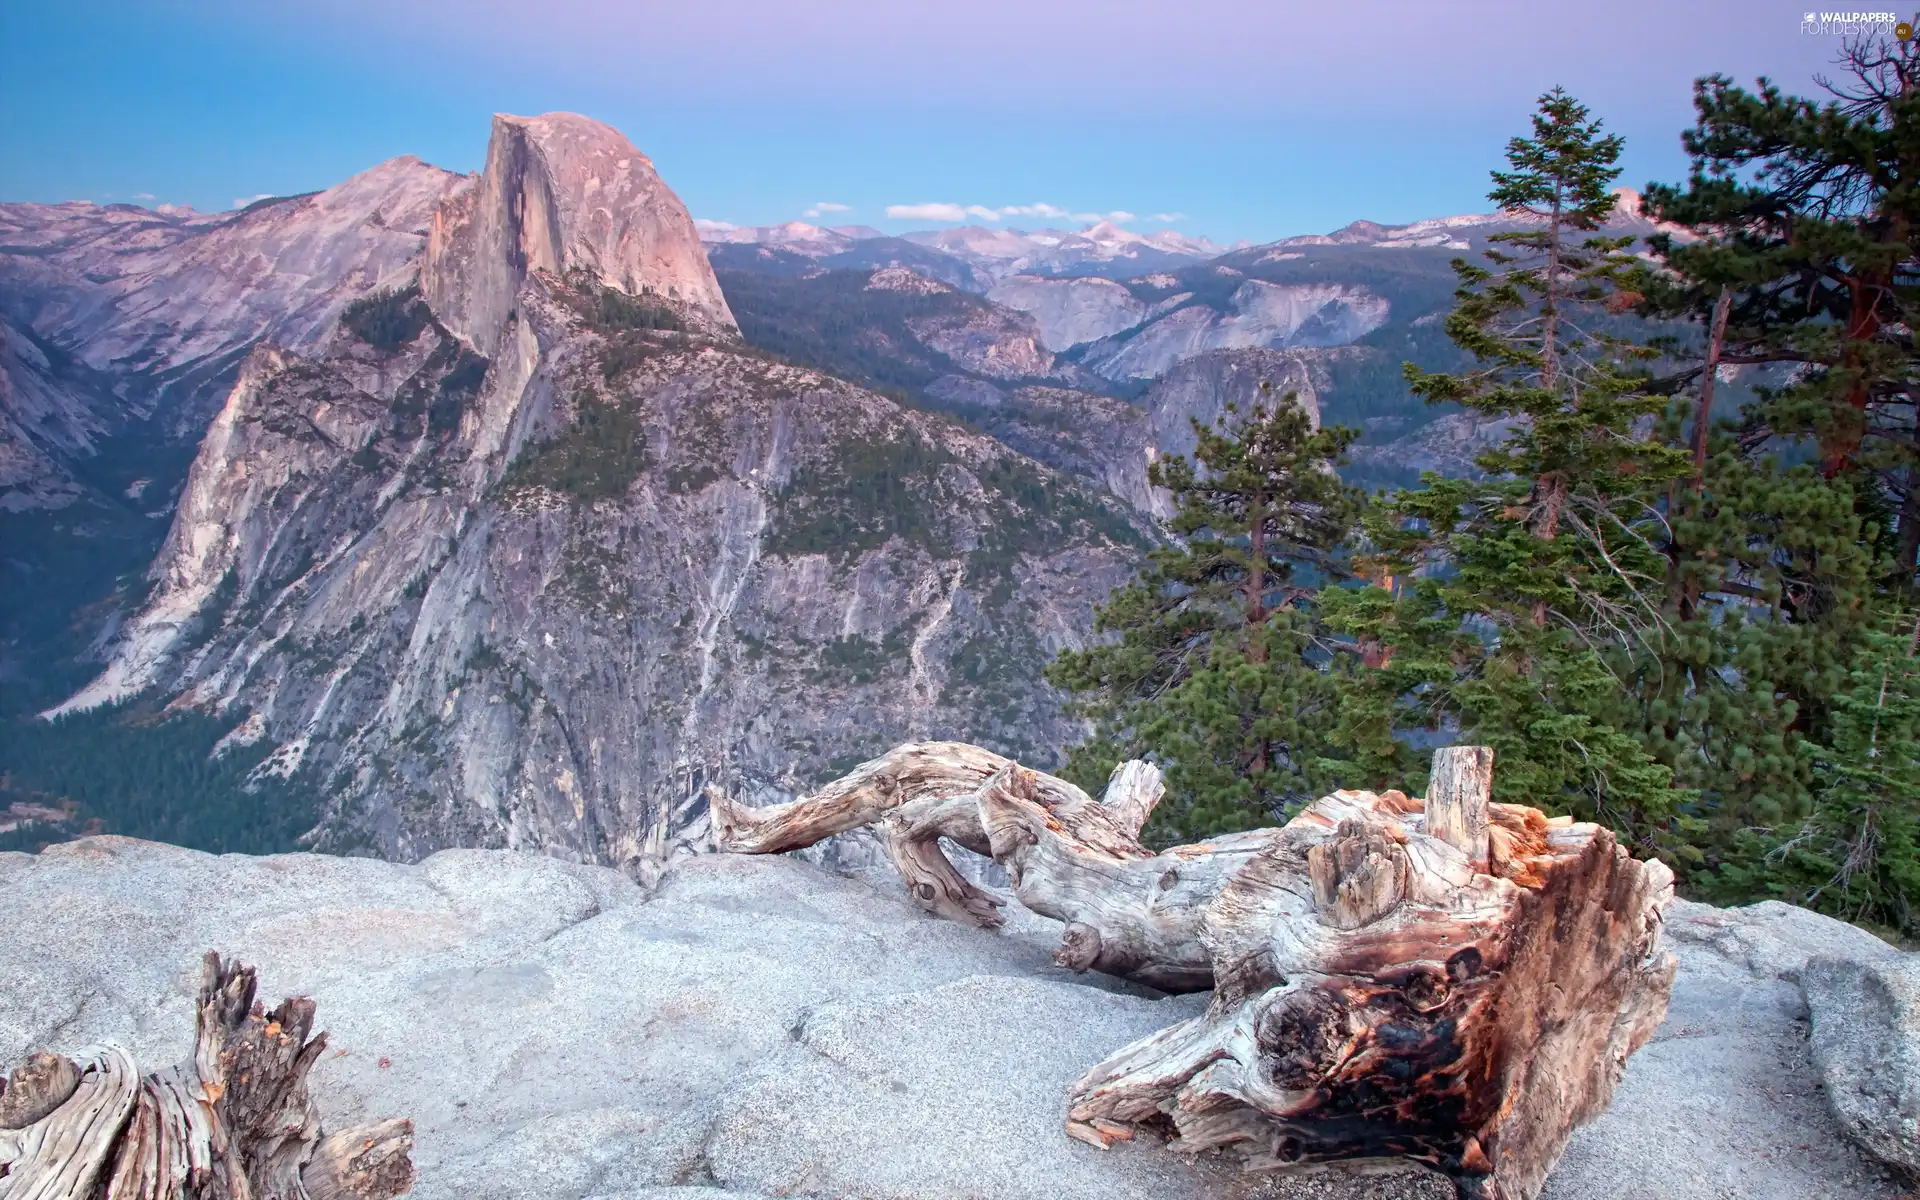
[715,742,1677,1200]
[0,952,413,1200]
[708,741,1165,937]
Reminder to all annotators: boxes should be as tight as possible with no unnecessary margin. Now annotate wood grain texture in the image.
[1427,745,1493,869]
[304,1119,416,1200]
[1064,777,1675,1200]
[710,741,1165,935]
[1097,760,1165,840]
[0,1046,139,1200]
[717,742,1676,1200]
[0,952,413,1200]
[0,1056,80,1132]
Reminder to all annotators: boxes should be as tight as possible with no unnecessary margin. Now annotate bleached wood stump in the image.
[714,742,1677,1200]
[0,952,413,1200]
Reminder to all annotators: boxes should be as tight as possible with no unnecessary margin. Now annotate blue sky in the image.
[0,1,1863,244]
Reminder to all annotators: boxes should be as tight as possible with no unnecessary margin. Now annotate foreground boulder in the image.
[0,837,1904,1200]
[1805,956,1920,1174]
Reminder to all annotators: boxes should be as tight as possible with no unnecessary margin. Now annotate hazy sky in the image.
[0,1,1870,243]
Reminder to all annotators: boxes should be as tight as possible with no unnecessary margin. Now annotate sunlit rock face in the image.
[1081,281,1389,382]
[0,156,466,506]
[986,276,1150,351]
[423,112,736,357]
[55,114,1141,881]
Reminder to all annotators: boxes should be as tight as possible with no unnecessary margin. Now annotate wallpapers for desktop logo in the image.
[1800,9,1906,35]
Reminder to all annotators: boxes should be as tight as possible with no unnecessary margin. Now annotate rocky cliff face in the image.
[1079,281,1389,382]
[0,316,99,510]
[986,275,1152,352]
[1140,346,1324,457]
[54,115,1142,879]
[0,157,465,508]
[423,112,734,356]
[931,350,1329,526]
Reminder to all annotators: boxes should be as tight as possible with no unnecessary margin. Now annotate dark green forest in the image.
[0,701,317,855]
[1,476,321,857]
[1051,68,1920,940]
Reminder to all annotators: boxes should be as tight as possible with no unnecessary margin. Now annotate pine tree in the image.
[1718,609,1920,935]
[1622,33,1910,886]
[1047,388,1368,844]
[1322,89,1696,848]
[1641,32,1920,579]
[1609,418,1885,876]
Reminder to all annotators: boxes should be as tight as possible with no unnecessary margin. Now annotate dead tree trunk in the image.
[0,952,414,1200]
[715,741,1676,1200]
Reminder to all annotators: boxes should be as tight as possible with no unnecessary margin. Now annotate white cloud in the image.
[887,202,969,222]
[133,192,156,201]
[232,193,274,210]
[1149,212,1186,223]
[803,201,851,218]
[997,202,1072,219]
[884,201,1146,227]
[693,217,738,232]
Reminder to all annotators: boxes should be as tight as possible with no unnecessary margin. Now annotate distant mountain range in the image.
[696,188,1675,288]
[0,114,1153,871]
[701,191,1680,406]
[700,217,1226,283]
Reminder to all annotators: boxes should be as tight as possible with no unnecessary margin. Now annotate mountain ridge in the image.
[38,112,1147,877]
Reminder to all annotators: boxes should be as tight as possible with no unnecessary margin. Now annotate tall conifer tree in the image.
[1630,32,1917,920]
[1716,608,1920,932]
[1047,389,1367,844]
[1642,34,1920,577]
[1324,89,1695,848]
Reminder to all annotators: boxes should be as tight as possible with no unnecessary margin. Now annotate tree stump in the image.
[0,952,414,1200]
[714,741,1677,1200]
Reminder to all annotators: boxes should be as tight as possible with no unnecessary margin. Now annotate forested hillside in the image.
[1048,74,1920,939]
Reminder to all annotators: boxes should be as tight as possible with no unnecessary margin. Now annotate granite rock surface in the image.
[1,839,1906,1200]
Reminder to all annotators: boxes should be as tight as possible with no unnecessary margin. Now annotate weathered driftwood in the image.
[709,741,1166,937]
[0,952,414,1200]
[714,741,1677,1200]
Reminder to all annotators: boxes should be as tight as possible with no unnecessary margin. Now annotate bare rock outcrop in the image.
[1080,282,1387,382]
[422,112,735,355]
[1804,956,1920,1175]
[52,222,1137,873]
[0,157,464,506]
[1142,347,1324,463]
[987,275,1151,351]
[0,838,1904,1200]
